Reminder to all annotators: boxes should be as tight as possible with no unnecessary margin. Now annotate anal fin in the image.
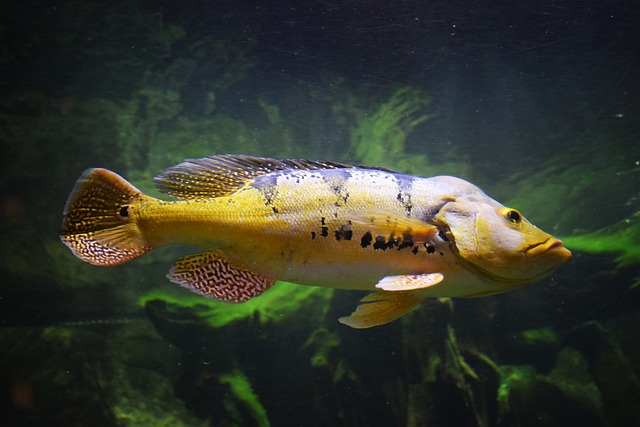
[375,273,444,291]
[338,291,422,329]
[168,251,275,302]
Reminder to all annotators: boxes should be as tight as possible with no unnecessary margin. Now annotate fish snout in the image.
[525,237,572,261]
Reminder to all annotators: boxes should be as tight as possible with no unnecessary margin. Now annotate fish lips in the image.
[524,237,572,261]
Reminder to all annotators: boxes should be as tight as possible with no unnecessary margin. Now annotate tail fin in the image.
[60,168,152,266]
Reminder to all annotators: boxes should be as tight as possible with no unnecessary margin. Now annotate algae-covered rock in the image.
[140,281,333,329]
[139,282,336,426]
[0,321,204,427]
[567,320,640,426]
[496,356,602,427]
[544,347,602,412]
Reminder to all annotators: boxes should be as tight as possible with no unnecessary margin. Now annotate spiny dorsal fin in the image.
[154,154,353,200]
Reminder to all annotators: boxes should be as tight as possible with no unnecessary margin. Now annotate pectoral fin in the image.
[338,291,422,329]
[375,273,444,291]
[350,209,439,245]
[168,251,275,302]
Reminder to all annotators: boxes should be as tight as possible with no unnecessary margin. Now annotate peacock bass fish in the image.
[60,155,571,328]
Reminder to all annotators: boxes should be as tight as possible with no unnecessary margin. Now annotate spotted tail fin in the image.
[60,168,152,266]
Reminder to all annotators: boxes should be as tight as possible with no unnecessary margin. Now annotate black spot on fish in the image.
[412,246,419,255]
[360,231,372,248]
[251,173,277,190]
[440,252,444,256]
[280,249,296,263]
[321,226,329,237]
[272,207,279,214]
[373,235,387,250]
[322,169,351,206]
[322,169,351,191]
[395,174,416,216]
[397,231,414,250]
[321,217,326,226]
[426,245,436,254]
[251,174,279,206]
[373,234,399,250]
[119,206,129,218]
[396,173,416,188]
[334,222,353,241]
[311,231,316,240]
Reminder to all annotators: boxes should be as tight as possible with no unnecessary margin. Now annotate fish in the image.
[60,155,571,328]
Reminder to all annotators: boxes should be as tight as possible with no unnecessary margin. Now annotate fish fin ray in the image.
[168,250,275,302]
[338,291,422,329]
[154,154,354,200]
[60,168,152,266]
[375,273,444,291]
[350,209,439,245]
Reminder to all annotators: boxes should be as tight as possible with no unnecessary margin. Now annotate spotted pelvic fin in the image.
[168,250,275,302]
[338,291,423,329]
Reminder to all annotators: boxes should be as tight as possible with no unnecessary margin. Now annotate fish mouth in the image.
[457,236,571,288]
[524,237,572,260]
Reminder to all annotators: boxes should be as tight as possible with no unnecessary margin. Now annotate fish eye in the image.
[506,209,521,224]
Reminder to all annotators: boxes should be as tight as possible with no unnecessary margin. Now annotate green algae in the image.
[342,87,433,167]
[561,211,640,266]
[304,328,341,368]
[497,364,537,415]
[445,324,479,381]
[139,281,333,329]
[219,370,270,427]
[519,328,560,346]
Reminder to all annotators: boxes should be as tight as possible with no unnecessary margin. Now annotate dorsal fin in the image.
[153,154,354,200]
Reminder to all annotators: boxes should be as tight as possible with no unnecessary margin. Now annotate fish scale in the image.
[60,154,571,328]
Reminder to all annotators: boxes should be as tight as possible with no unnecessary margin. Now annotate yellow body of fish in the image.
[60,155,571,328]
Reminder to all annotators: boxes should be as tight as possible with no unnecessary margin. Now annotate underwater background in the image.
[1,0,639,426]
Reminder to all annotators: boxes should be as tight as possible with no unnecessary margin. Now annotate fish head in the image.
[434,196,571,287]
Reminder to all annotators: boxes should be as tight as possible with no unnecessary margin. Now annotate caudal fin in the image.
[60,168,152,266]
